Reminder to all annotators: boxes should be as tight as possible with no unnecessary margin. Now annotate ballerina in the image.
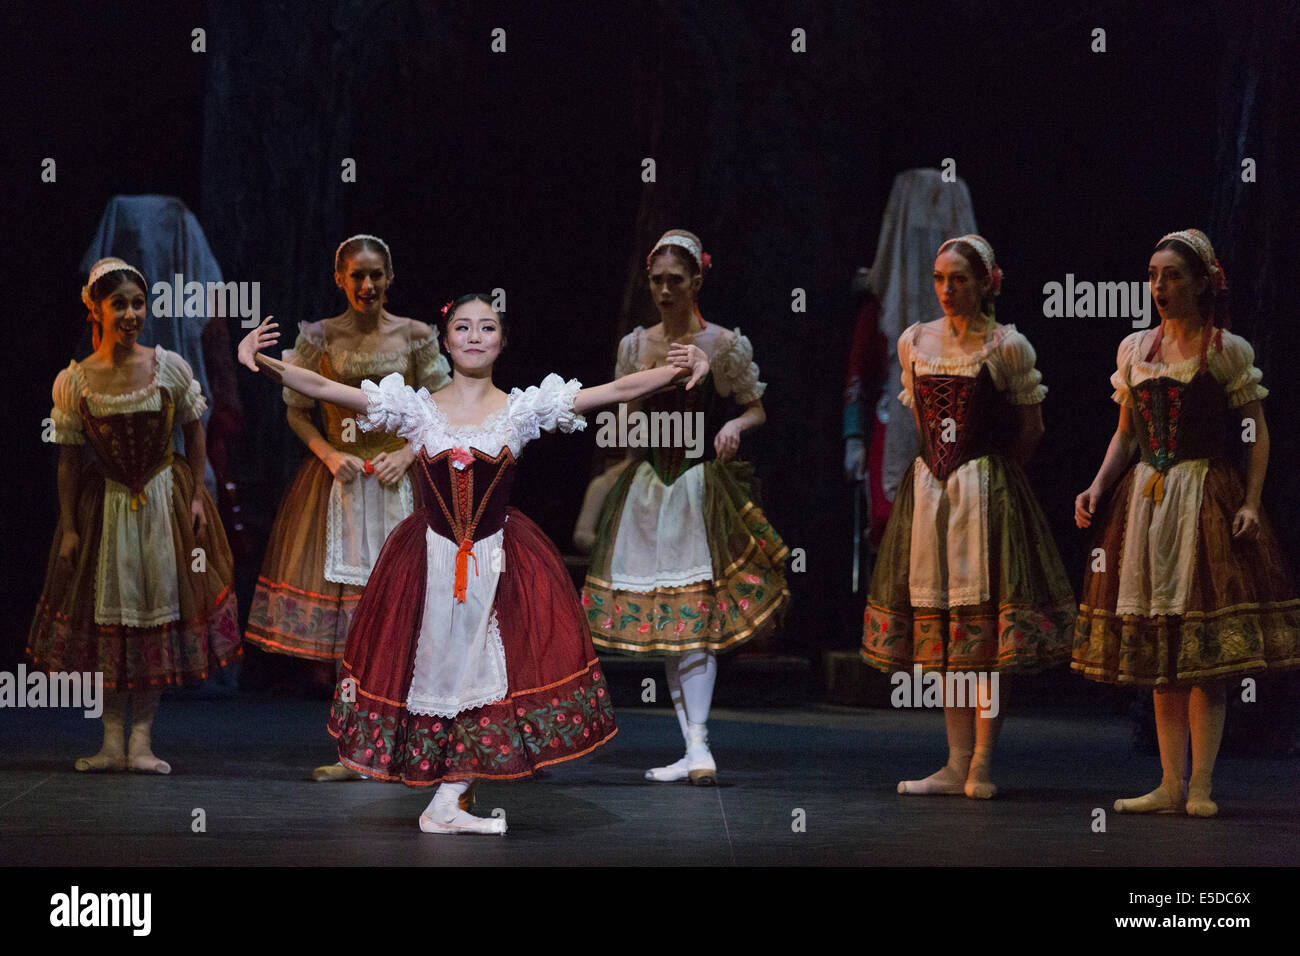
[862,235,1076,799]
[580,229,790,786]
[238,294,709,833]
[29,257,240,774]
[1074,228,1300,817]
[241,234,450,781]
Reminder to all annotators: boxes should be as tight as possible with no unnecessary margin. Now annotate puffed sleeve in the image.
[357,373,436,450]
[1109,332,1142,407]
[996,330,1047,405]
[897,323,918,408]
[282,324,322,409]
[50,363,85,445]
[1217,331,1269,408]
[507,373,586,447]
[712,329,766,404]
[411,329,452,392]
[159,349,209,423]
[614,332,639,379]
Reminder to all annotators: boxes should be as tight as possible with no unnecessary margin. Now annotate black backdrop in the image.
[7,0,1298,675]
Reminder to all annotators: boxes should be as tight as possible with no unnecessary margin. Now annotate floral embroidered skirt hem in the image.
[245,455,363,661]
[583,459,790,655]
[327,506,616,785]
[1073,462,1300,686]
[27,456,241,691]
[862,456,1076,673]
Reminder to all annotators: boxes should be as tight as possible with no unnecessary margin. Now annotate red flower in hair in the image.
[1211,261,1227,293]
[441,299,455,317]
[989,265,1004,295]
[700,252,712,273]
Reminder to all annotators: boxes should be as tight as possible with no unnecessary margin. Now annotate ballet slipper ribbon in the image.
[1142,470,1166,503]
[453,537,479,603]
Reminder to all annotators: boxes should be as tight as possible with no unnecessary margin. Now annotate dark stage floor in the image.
[1,695,1296,867]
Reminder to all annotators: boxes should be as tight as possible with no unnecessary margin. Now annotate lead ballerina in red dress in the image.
[239,296,708,834]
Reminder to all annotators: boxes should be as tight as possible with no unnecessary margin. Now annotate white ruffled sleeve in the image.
[1109,332,1142,407]
[897,324,918,408]
[358,372,436,450]
[507,373,586,448]
[50,364,85,445]
[282,324,322,409]
[160,349,209,423]
[1217,332,1268,408]
[995,330,1047,405]
[712,330,766,405]
[615,332,639,379]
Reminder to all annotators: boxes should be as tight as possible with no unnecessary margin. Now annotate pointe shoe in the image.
[1113,782,1184,814]
[74,752,127,773]
[685,722,717,786]
[645,756,690,782]
[896,764,967,796]
[127,753,171,775]
[964,780,997,799]
[418,809,507,836]
[1186,784,1218,818]
[313,762,364,782]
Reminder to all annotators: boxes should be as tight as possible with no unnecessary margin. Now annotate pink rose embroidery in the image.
[451,446,474,470]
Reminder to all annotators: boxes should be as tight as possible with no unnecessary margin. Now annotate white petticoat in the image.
[1115,459,1208,616]
[95,468,180,627]
[324,472,415,585]
[608,461,714,591]
[406,527,509,717]
[907,456,991,609]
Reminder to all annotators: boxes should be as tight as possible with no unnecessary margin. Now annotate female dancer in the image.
[238,295,709,833]
[582,230,790,785]
[29,258,240,773]
[243,235,450,780]
[1074,229,1299,816]
[862,235,1076,798]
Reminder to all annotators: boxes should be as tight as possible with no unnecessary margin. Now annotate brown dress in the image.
[1073,326,1300,685]
[28,347,240,690]
[244,323,450,661]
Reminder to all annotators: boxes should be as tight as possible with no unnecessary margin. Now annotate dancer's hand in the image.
[325,450,365,484]
[371,445,414,485]
[715,420,742,461]
[191,494,207,535]
[1074,485,1102,528]
[238,316,280,371]
[1232,505,1260,542]
[668,343,709,390]
[57,529,79,567]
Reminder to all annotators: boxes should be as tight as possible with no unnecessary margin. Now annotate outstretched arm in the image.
[238,317,369,413]
[573,343,708,415]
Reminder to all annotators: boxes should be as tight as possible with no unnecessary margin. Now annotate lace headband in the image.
[82,257,147,310]
[938,234,1002,295]
[335,233,393,272]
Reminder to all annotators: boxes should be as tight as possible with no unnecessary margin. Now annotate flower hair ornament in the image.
[441,299,455,317]
[1159,228,1227,293]
[938,234,1002,295]
[334,233,393,272]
